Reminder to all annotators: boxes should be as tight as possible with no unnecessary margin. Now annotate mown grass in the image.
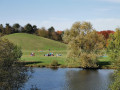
[2,33,67,50]
[20,50,68,67]
[21,50,112,68]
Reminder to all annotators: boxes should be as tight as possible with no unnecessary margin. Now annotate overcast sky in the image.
[0,0,120,31]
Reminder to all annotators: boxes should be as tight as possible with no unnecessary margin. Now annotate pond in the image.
[22,68,114,90]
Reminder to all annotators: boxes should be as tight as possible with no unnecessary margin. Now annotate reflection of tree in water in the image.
[50,67,58,71]
[65,69,113,90]
[0,63,33,90]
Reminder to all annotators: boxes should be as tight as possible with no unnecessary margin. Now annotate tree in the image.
[12,23,20,33]
[20,27,25,33]
[107,28,120,66]
[24,23,33,33]
[98,30,114,40]
[0,24,5,36]
[51,32,59,41]
[48,26,55,39]
[56,31,63,41]
[5,23,13,34]
[107,28,120,90]
[48,26,55,33]
[0,39,22,67]
[63,22,105,68]
[0,39,37,89]
[32,25,38,33]
[35,27,48,38]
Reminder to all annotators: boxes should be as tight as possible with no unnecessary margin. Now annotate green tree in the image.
[48,26,55,39]
[32,25,38,33]
[63,21,105,68]
[107,28,120,66]
[48,26,55,33]
[5,24,13,34]
[0,39,22,67]
[24,23,33,33]
[12,23,20,33]
[0,24,4,36]
[0,39,37,89]
[107,28,120,90]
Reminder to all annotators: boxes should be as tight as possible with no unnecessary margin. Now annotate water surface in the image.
[23,68,114,90]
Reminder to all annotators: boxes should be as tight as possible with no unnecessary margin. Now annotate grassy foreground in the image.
[2,33,112,68]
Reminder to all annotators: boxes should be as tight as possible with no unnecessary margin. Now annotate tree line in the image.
[0,23,63,41]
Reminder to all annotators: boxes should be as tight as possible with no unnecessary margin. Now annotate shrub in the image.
[79,53,98,68]
[51,60,58,66]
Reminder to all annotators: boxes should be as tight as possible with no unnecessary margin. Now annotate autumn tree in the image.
[35,27,48,38]
[56,31,63,41]
[63,21,105,68]
[98,30,114,40]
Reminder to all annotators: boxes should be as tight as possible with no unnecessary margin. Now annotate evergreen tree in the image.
[24,23,33,33]
[12,23,20,33]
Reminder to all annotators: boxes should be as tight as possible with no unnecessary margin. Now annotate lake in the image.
[22,68,114,90]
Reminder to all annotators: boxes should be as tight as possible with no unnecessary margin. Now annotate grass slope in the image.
[2,33,67,50]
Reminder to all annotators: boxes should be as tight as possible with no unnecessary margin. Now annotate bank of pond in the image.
[19,60,116,69]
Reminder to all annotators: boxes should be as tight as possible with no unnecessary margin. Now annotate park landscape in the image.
[1,0,120,90]
[0,21,120,90]
[2,32,110,68]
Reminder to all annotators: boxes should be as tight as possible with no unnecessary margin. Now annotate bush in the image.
[79,53,98,68]
[51,60,58,66]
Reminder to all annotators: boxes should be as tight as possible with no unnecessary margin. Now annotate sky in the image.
[0,0,120,31]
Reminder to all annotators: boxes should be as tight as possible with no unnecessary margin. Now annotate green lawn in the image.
[21,50,67,66]
[20,50,111,68]
[2,33,67,50]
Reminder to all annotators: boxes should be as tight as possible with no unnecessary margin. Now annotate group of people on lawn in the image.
[30,49,62,57]
[31,49,54,56]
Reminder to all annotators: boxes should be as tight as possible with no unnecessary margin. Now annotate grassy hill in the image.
[2,33,67,50]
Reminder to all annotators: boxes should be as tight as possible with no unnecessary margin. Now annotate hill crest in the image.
[2,33,66,50]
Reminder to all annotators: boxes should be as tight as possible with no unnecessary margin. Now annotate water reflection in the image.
[65,69,114,90]
[0,63,33,90]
